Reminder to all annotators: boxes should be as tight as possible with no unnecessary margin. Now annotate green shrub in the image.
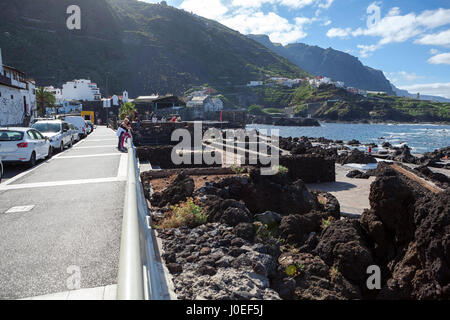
[321,217,334,230]
[330,266,341,282]
[160,198,207,229]
[274,165,289,175]
[231,165,246,174]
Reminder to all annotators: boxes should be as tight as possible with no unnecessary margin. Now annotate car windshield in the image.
[0,130,24,141]
[32,122,61,133]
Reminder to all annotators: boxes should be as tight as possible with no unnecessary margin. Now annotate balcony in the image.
[0,74,12,86]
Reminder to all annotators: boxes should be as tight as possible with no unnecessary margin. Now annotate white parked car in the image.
[68,123,80,142]
[0,128,52,167]
[64,116,88,140]
[32,120,73,153]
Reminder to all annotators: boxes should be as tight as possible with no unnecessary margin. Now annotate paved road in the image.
[0,126,126,299]
[307,164,376,217]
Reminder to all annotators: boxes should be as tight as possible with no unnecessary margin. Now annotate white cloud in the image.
[428,52,450,65]
[327,5,450,57]
[388,71,425,83]
[415,29,450,47]
[398,82,450,99]
[221,11,311,45]
[178,0,331,45]
[180,0,228,20]
[327,27,352,38]
[322,20,332,26]
[430,48,440,55]
[229,0,332,10]
[357,44,379,58]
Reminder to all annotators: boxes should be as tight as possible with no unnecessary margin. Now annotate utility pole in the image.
[105,72,110,126]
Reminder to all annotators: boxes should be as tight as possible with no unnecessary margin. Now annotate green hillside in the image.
[0,0,307,97]
[206,82,450,123]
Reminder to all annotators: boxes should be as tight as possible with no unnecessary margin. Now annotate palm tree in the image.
[36,87,56,116]
[119,102,137,120]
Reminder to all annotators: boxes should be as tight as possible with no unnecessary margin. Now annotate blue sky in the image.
[139,0,450,98]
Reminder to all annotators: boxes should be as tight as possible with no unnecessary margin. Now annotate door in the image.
[62,122,70,145]
[31,130,47,159]
[27,130,41,159]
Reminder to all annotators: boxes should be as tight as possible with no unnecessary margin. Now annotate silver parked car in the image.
[32,120,73,153]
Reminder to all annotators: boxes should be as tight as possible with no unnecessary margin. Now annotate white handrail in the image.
[117,137,172,300]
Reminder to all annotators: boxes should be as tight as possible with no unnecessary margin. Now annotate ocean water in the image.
[246,123,450,154]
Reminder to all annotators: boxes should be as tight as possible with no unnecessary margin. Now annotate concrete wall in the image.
[0,85,25,126]
[136,145,220,169]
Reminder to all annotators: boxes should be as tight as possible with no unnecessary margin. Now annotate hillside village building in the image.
[44,80,129,120]
[0,48,37,126]
[60,79,101,101]
[187,95,223,112]
[247,81,263,87]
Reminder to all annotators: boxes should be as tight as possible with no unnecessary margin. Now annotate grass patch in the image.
[330,266,341,282]
[159,198,208,229]
[274,165,289,175]
[321,217,334,230]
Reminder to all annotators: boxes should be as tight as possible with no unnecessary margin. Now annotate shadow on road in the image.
[307,181,358,192]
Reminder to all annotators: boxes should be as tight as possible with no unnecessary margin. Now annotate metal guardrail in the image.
[117,137,172,300]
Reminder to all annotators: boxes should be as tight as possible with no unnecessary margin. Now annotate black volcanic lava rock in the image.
[150,172,194,207]
[339,149,377,165]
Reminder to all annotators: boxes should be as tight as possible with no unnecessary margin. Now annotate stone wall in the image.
[141,109,246,127]
[279,155,335,183]
[136,145,221,169]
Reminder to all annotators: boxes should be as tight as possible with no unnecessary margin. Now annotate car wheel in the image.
[60,142,64,152]
[28,152,36,168]
[0,161,3,183]
[46,147,53,160]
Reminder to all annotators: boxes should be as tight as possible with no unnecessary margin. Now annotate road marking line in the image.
[85,139,117,142]
[0,177,126,191]
[2,158,51,186]
[5,205,35,214]
[117,153,128,179]
[56,153,121,159]
[73,145,117,149]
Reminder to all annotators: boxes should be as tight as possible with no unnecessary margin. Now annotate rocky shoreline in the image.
[143,132,449,300]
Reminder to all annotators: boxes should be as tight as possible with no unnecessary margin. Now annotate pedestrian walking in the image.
[117,117,131,151]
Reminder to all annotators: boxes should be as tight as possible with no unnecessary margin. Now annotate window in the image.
[27,130,38,140]
[11,95,14,99]
[32,122,61,133]
[0,130,24,141]
[34,131,45,140]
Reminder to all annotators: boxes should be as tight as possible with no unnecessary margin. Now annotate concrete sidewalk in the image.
[0,127,125,300]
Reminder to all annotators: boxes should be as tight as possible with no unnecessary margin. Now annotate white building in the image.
[187,95,214,111]
[44,86,64,104]
[102,98,112,108]
[335,81,345,88]
[211,98,224,112]
[61,79,101,101]
[186,95,224,112]
[111,91,129,106]
[309,76,332,89]
[0,48,37,126]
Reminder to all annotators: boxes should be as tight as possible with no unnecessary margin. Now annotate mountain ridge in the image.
[248,34,394,95]
[0,0,308,97]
